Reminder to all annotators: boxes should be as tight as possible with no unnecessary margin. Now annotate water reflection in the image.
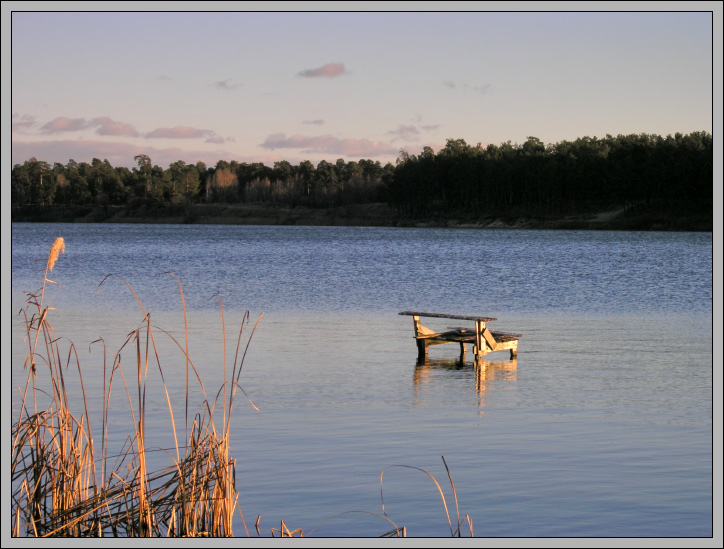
[413,357,517,409]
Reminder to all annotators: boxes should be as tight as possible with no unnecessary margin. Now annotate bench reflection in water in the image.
[413,357,518,408]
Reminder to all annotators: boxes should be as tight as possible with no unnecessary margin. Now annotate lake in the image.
[10,222,714,538]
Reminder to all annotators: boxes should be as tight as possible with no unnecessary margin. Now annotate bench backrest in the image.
[398,311,497,322]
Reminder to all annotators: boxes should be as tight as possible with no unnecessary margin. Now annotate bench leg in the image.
[473,345,487,361]
[473,348,481,366]
[510,343,518,359]
[459,342,466,362]
[417,339,428,362]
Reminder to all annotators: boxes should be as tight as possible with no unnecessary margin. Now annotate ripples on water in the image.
[10,223,713,537]
[11,224,713,316]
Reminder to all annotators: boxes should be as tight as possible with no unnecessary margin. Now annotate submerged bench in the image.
[399,311,522,362]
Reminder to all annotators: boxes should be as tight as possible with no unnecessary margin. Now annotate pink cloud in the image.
[91,117,140,137]
[145,126,215,139]
[38,116,140,137]
[41,117,91,133]
[260,133,397,157]
[297,63,348,78]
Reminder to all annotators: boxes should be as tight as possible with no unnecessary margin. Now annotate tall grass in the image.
[11,238,473,538]
[12,237,260,537]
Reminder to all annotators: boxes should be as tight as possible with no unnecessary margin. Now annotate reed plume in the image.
[46,237,65,273]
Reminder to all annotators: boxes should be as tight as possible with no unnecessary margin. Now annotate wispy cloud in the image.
[260,133,397,157]
[472,84,491,94]
[388,125,421,141]
[214,79,242,90]
[145,126,216,139]
[445,81,492,94]
[297,63,348,78]
[303,119,325,125]
[388,124,441,141]
[12,113,36,131]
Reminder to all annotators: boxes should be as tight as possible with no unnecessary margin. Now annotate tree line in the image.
[10,154,394,210]
[390,132,712,219]
[11,131,713,222]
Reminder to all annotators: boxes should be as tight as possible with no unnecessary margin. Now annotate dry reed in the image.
[12,238,259,537]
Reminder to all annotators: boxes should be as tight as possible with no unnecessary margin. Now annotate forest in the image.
[11,131,713,229]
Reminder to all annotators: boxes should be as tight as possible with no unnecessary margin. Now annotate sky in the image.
[6,4,720,171]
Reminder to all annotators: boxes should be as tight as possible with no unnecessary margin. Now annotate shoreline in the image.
[10,202,712,232]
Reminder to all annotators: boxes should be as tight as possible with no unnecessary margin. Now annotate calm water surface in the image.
[10,223,713,537]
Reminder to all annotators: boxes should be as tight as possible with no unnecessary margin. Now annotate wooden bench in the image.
[399,311,522,362]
